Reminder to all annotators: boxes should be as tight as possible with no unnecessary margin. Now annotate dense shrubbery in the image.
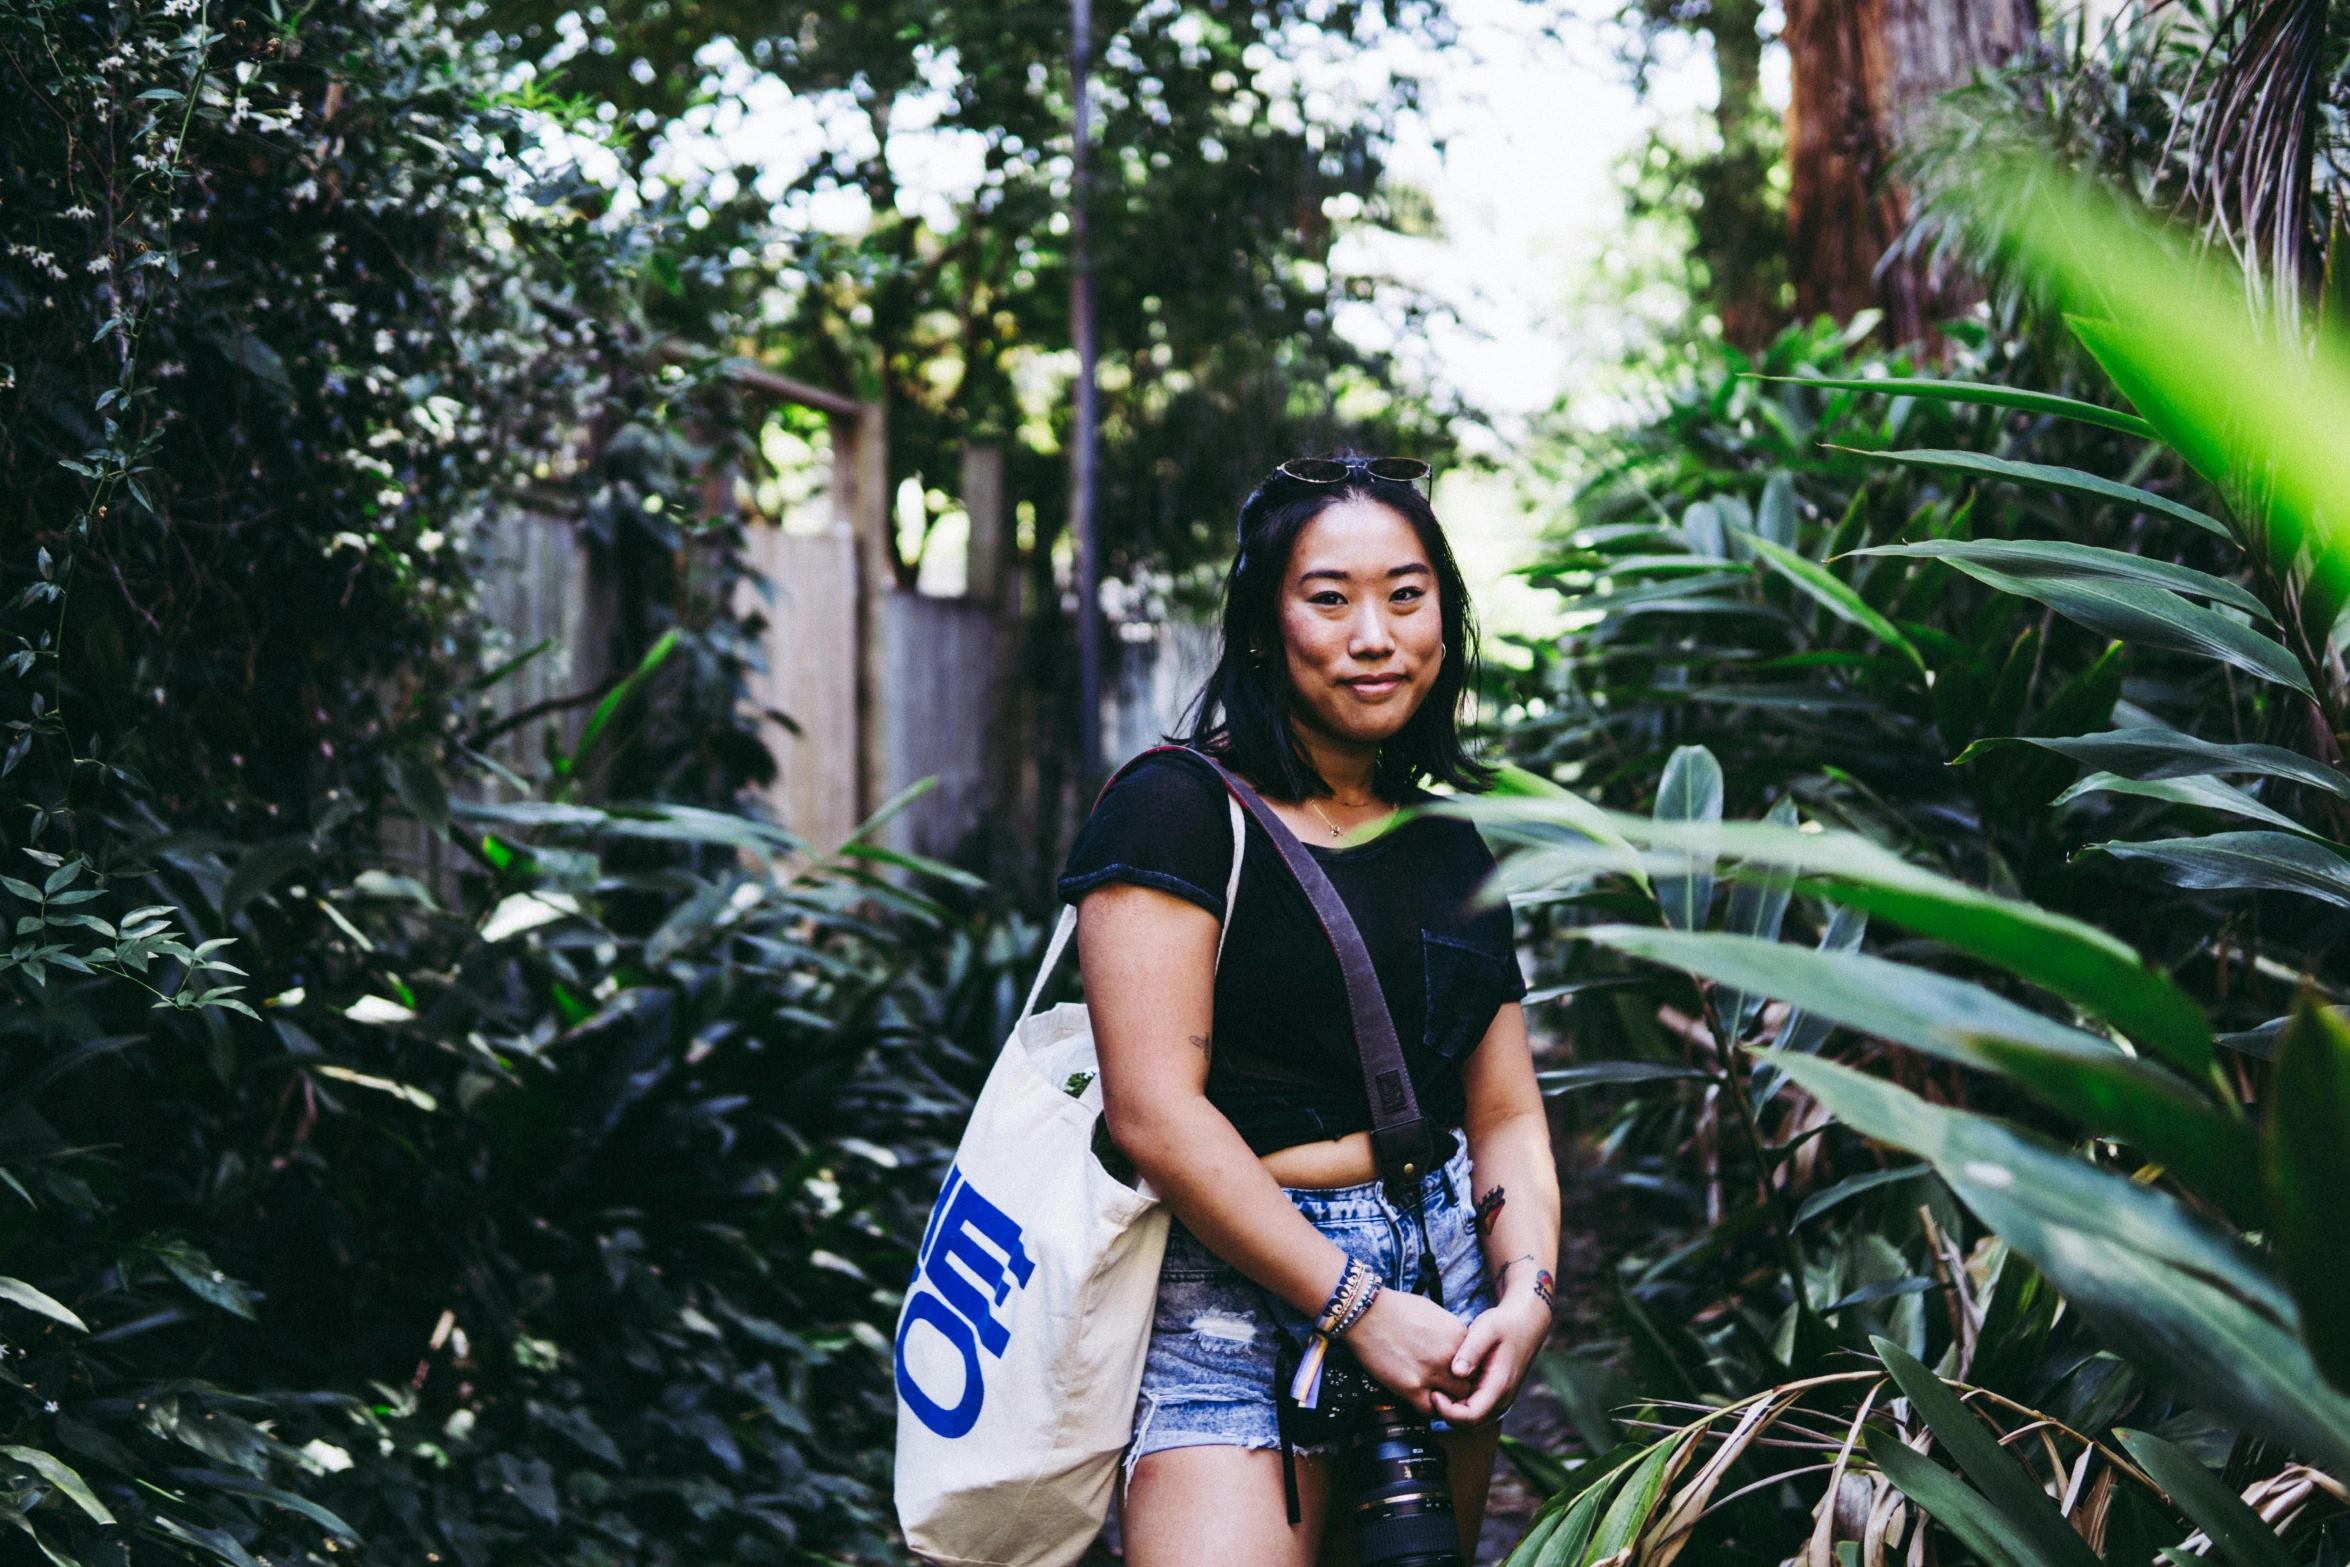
[0,2,1034,1563]
[1480,22,2350,1554]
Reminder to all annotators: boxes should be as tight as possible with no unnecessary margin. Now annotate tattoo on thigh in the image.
[1472,1186,1506,1236]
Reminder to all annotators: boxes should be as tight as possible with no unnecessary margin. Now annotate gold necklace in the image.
[1305,795,1376,839]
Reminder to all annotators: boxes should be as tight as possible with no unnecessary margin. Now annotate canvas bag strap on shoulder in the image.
[1017,746,1246,1024]
[1176,750,1437,1196]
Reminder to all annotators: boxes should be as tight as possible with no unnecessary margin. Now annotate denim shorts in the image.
[1128,1138,1496,1466]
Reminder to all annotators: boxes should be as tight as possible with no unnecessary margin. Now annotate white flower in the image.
[342,995,415,1025]
[299,1439,354,1474]
[85,256,111,274]
[326,301,357,325]
[291,179,321,203]
[61,205,93,221]
[415,530,445,555]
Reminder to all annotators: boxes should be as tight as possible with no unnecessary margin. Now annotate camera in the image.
[1286,1352,1464,1567]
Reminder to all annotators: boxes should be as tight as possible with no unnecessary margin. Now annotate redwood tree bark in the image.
[1782,0,2036,343]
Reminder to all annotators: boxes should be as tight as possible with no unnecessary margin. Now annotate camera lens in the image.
[1345,1401,1463,1567]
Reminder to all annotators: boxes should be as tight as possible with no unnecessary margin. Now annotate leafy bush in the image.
[1483,164,2350,1564]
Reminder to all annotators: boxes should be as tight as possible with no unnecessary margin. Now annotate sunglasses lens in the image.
[1282,459,1352,484]
[1365,458,1431,482]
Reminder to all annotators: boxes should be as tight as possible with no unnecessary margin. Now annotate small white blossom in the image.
[326,301,357,325]
[62,205,93,221]
[86,256,112,274]
[291,178,321,202]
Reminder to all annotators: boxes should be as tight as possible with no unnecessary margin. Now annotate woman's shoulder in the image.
[1058,749,1235,914]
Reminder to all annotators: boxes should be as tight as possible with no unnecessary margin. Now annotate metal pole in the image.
[1069,0,1103,783]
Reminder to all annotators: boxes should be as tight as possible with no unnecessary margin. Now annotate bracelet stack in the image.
[1287,1257,1383,1410]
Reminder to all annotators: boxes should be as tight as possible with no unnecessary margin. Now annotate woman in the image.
[1060,456,1559,1564]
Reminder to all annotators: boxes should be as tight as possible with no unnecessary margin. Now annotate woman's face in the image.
[1274,496,1445,752]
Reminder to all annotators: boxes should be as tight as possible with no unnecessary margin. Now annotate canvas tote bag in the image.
[893,751,1245,1567]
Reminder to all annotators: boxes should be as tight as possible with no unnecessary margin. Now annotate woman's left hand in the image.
[1428,1292,1551,1427]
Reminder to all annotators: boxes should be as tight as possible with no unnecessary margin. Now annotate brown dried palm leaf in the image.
[2182,0,2329,331]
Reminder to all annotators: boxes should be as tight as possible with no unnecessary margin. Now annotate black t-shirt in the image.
[1056,749,1525,1155]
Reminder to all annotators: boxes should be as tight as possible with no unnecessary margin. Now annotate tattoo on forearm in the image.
[1473,1186,1507,1236]
[1188,1033,1212,1061]
[1496,1254,1558,1312]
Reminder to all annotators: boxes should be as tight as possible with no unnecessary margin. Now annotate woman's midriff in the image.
[1258,1130,1379,1190]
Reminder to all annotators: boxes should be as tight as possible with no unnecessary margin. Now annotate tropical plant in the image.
[1481,167,2350,1564]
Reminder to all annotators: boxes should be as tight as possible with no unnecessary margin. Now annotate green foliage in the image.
[1488,115,2350,1567]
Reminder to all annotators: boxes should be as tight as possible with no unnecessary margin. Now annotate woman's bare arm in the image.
[1081,882,1474,1407]
[1082,882,1344,1313]
[1431,1002,1558,1426]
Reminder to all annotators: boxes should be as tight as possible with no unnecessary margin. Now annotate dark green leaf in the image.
[1955,729,2350,802]
[1749,374,2159,440]
[1838,447,2231,541]
[1934,561,2310,696]
[2093,832,2350,908]
[2262,999,2350,1392]
[1772,1054,2350,1471]
[1872,1336,2102,1567]
[1748,535,1926,672]
[2055,773,2316,837]
[1464,807,2215,1076]
[1536,1061,1709,1093]
[1793,1165,1931,1228]
[2112,1428,2292,1567]
[1864,1428,2050,1567]
[1587,925,2259,1220]
[1853,539,2270,621]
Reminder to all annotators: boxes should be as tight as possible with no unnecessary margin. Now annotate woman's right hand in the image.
[1343,1287,1475,1415]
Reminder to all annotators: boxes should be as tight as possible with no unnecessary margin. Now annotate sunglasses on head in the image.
[1274,455,1431,486]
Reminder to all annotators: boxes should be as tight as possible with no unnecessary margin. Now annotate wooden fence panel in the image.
[883,592,1001,861]
[741,522,863,856]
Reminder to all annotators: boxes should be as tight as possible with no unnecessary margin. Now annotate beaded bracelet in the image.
[1330,1275,1381,1338]
[1289,1257,1373,1410]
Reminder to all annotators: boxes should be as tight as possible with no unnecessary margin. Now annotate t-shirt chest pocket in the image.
[1420,929,1520,1060]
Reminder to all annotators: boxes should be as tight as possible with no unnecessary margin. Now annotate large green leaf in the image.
[1956,729,2350,801]
[2093,831,2350,909]
[1840,447,2232,542]
[1750,374,2159,439]
[1463,804,2215,1075]
[1772,1053,2350,1471]
[1747,534,1927,673]
[1487,762,1650,892]
[1579,1434,1685,1565]
[1919,559,2312,697]
[2112,1428,2292,1567]
[2055,773,2318,837]
[0,1447,111,1524]
[1652,746,1721,932]
[1718,794,1799,1035]
[1853,539,2271,621]
[1865,1429,2052,1567]
[1586,926,2258,1220]
[2263,1001,2350,1392]
[1871,1337,2102,1567]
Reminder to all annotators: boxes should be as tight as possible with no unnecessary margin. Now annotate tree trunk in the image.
[1699,0,1786,351]
[1782,0,2036,344]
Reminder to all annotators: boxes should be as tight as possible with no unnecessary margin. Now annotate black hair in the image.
[1176,463,1495,802]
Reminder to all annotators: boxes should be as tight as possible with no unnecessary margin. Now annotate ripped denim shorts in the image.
[1128,1137,1495,1468]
